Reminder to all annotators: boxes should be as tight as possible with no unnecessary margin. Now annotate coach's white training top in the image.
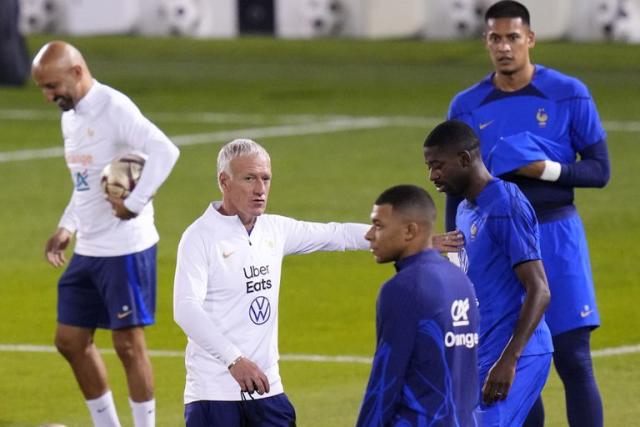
[174,202,369,403]
[58,80,180,256]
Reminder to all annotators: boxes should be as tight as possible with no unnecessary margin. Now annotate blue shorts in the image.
[539,214,600,335]
[476,353,552,427]
[57,245,157,330]
[185,393,296,427]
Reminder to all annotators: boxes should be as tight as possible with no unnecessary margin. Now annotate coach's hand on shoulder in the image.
[106,195,138,220]
[229,356,270,395]
[45,227,72,268]
[481,354,517,405]
[433,230,465,253]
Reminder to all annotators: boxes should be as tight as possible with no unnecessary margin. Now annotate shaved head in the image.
[32,41,87,73]
[32,41,93,111]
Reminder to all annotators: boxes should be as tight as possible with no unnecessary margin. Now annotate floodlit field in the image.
[1,36,639,426]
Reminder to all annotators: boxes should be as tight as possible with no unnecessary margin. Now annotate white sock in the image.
[86,390,121,427]
[129,397,155,427]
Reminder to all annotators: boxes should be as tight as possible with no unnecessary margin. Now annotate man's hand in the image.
[106,195,138,220]
[45,228,73,267]
[481,355,517,405]
[515,160,545,179]
[432,230,465,253]
[229,357,270,395]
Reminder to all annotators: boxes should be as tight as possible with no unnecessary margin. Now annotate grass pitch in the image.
[0,35,639,426]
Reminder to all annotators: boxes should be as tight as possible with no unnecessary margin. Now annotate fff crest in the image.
[536,108,548,128]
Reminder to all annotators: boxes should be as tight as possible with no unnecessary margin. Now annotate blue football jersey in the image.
[456,180,553,369]
[357,250,480,427]
[448,65,606,163]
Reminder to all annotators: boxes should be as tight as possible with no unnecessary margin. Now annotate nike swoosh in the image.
[117,310,133,319]
[580,310,594,318]
[97,406,107,413]
[479,120,494,130]
[223,250,235,258]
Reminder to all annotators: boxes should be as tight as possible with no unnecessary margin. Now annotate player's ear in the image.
[70,64,83,80]
[458,150,472,167]
[405,222,419,241]
[219,171,230,191]
[527,29,536,48]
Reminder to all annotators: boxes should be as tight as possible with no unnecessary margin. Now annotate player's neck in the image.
[493,63,535,92]
[464,167,493,202]
[217,203,257,231]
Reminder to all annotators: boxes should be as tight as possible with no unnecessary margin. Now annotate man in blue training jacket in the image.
[357,184,480,426]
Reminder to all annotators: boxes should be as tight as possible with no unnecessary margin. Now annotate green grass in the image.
[0,35,639,425]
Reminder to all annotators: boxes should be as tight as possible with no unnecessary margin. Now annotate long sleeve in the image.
[357,282,417,427]
[58,191,79,234]
[119,110,180,214]
[278,218,369,255]
[173,229,242,366]
[558,140,610,188]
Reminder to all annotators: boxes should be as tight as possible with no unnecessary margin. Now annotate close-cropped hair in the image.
[423,120,480,153]
[217,138,271,178]
[375,184,436,222]
[485,0,530,26]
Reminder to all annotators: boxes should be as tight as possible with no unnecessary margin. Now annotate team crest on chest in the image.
[470,222,478,240]
[536,108,548,128]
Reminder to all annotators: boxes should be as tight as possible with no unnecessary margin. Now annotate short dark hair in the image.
[485,0,530,26]
[375,184,436,222]
[423,120,480,153]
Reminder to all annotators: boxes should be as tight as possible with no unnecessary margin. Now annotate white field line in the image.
[1,111,638,164]
[2,109,640,132]
[0,116,438,164]
[0,343,637,363]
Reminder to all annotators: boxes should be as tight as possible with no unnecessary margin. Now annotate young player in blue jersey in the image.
[424,120,553,427]
[445,2,609,425]
[357,184,480,427]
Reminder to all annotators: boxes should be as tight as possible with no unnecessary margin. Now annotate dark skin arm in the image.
[482,259,550,405]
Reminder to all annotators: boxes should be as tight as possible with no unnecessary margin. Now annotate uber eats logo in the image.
[243,264,272,294]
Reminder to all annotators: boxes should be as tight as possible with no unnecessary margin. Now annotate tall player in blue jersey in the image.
[357,184,480,427]
[424,120,553,427]
[446,2,609,426]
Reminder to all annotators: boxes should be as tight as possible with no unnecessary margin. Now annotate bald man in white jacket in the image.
[32,40,179,427]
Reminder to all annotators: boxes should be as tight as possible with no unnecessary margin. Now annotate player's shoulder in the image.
[450,73,494,109]
[96,81,142,115]
[397,252,468,291]
[483,179,529,213]
[535,65,591,99]
[180,204,228,243]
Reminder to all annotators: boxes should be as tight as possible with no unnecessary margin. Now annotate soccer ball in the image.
[100,154,145,199]
[158,0,202,36]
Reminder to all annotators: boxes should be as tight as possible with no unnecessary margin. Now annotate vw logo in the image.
[249,296,271,325]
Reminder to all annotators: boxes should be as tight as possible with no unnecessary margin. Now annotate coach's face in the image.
[365,204,408,264]
[32,64,82,111]
[485,17,535,77]
[220,154,271,226]
[423,146,470,197]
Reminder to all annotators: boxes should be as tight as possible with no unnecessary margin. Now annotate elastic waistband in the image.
[536,205,577,223]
